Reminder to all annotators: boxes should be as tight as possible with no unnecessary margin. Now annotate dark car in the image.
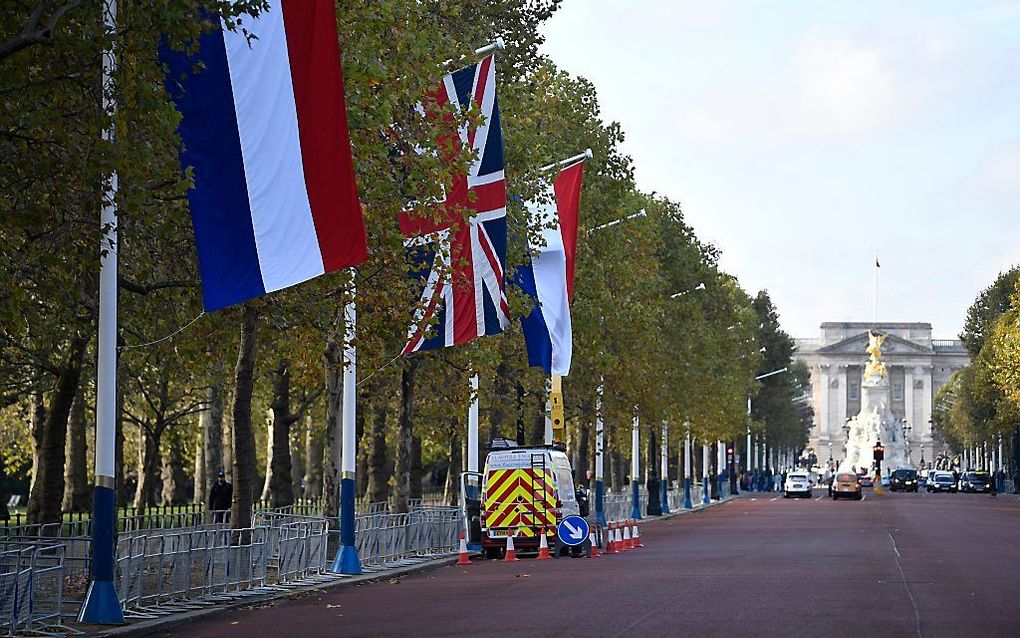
[927,472,957,493]
[889,468,919,492]
[958,471,993,493]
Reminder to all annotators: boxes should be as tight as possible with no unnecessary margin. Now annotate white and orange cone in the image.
[605,522,618,554]
[537,532,552,560]
[589,532,600,558]
[632,520,643,548]
[457,531,471,566]
[503,533,519,562]
[622,521,632,550]
[614,521,625,551]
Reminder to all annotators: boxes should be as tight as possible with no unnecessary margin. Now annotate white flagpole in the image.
[873,253,879,322]
[79,0,124,623]
[468,372,479,472]
[540,148,593,173]
[332,284,362,574]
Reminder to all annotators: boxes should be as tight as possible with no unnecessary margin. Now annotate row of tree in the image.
[933,267,1020,469]
[0,0,811,527]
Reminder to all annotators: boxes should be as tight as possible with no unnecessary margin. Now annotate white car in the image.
[784,472,813,498]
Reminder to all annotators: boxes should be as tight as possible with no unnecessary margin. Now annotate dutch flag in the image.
[515,160,585,376]
[162,1,367,312]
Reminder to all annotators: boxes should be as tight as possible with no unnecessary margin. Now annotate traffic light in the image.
[873,443,885,461]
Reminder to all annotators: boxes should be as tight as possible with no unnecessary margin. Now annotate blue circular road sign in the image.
[556,515,590,546]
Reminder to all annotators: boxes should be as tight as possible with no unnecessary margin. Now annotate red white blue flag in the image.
[162,1,367,311]
[399,54,509,353]
[514,159,584,375]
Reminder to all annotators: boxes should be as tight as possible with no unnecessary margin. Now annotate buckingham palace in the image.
[794,322,970,466]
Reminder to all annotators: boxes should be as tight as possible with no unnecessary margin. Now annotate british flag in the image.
[399,54,509,354]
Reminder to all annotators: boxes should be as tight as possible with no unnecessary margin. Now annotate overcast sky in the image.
[540,0,1020,339]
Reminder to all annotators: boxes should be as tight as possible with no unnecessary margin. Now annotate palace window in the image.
[893,382,903,401]
[848,381,860,400]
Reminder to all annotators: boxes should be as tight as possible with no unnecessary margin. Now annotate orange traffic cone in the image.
[605,522,618,554]
[457,531,471,566]
[614,521,624,552]
[632,520,643,548]
[503,533,519,562]
[589,532,600,558]
[622,521,632,550]
[537,532,552,560]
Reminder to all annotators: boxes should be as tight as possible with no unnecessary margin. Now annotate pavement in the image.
[153,489,1020,637]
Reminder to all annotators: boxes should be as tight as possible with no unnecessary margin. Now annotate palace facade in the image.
[794,322,969,466]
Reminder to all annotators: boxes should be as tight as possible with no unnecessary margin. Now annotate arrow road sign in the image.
[557,515,590,547]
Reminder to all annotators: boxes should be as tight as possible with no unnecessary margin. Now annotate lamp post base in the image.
[702,478,711,505]
[630,481,642,519]
[331,544,363,575]
[78,579,124,625]
[683,479,693,509]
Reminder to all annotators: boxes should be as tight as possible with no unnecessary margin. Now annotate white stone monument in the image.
[838,332,909,475]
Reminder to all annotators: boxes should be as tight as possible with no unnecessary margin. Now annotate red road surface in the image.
[163,491,1020,637]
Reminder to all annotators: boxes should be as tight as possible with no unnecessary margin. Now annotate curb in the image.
[76,555,460,638]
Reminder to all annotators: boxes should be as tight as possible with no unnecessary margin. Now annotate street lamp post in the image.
[747,367,788,493]
[683,422,693,509]
[631,413,641,519]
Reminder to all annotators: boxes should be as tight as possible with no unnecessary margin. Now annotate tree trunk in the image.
[321,304,343,520]
[410,435,423,501]
[161,431,188,505]
[230,303,259,530]
[576,413,590,487]
[193,430,205,504]
[355,402,368,498]
[29,391,45,496]
[303,415,323,500]
[444,417,461,506]
[62,388,90,512]
[488,360,512,440]
[134,427,161,512]
[529,390,545,446]
[393,358,419,513]
[201,377,225,500]
[291,417,305,500]
[366,393,390,504]
[265,360,294,508]
[222,409,233,483]
[27,335,87,526]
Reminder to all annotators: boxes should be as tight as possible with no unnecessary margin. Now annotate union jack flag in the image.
[399,54,509,354]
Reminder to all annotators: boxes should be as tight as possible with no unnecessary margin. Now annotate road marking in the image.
[814,495,823,501]
[887,529,922,637]
[861,493,867,502]
[770,497,777,502]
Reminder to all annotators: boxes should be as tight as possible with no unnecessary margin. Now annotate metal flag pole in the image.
[468,372,479,473]
[594,382,605,527]
[79,0,124,624]
[701,442,711,505]
[660,421,670,514]
[630,412,641,519]
[683,422,693,509]
[540,148,593,173]
[332,284,362,574]
[873,252,879,322]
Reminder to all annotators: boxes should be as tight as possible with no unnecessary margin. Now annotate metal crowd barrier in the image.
[1,504,461,631]
[0,539,68,636]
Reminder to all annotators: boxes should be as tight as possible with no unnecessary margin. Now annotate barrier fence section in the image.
[0,504,461,634]
[0,539,67,636]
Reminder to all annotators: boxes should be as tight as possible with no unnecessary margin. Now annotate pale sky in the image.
[540,0,1020,339]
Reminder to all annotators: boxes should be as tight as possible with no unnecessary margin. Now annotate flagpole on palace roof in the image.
[873,252,879,323]
[540,148,593,173]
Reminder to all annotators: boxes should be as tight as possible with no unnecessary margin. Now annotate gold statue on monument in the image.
[864,330,888,380]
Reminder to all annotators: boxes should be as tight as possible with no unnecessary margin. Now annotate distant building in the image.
[794,322,969,467]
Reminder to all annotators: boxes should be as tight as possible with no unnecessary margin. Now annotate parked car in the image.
[880,475,891,487]
[831,472,863,500]
[857,470,873,487]
[927,472,957,493]
[889,468,919,492]
[958,471,993,493]
[784,472,813,498]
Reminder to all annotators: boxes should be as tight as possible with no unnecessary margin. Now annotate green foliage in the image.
[0,0,804,492]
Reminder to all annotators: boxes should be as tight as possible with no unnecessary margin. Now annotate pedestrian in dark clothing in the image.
[209,470,232,523]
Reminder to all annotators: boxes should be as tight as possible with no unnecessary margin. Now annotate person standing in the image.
[208,470,232,523]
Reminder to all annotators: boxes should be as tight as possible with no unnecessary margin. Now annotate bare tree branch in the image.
[0,1,82,62]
